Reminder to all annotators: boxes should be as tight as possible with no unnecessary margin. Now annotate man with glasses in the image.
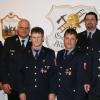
[1,19,31,100]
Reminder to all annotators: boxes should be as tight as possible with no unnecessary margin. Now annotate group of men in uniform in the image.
[0,11,100,100]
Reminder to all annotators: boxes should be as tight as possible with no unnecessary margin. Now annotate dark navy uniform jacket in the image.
[17,46,55,100]
[1,35,31,91]
[86,46,100,96]
[77,29,100,96]
[0,41,3,81]
[56,48,87,100]
[77,29,100,54]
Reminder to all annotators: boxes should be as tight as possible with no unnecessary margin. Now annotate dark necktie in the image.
[21,40,25,48]
[88,32,92,40]
[34,50,39,59]
[63,50,68,60]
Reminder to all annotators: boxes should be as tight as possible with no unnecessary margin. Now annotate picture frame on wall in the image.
[1,12,21,39]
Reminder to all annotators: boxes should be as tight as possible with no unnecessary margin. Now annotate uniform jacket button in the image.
[34,85,38,88]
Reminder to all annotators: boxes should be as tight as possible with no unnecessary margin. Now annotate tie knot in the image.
[34,49,39,53]
[34,49,39,59]
[21,40,25,43]
[63,50,69,59]
[21,40,25,48]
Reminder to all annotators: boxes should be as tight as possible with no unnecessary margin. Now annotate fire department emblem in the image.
[46,5,100,51]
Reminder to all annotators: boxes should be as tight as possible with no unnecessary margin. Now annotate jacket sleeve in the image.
[0,41,3,82]
[16,54,26,93]
[48,51,57,94]
[0,40,10,83]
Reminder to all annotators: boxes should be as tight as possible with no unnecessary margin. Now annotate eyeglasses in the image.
[19,27,29,30]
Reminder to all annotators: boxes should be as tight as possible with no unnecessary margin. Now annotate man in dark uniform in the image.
[0,41,3,89]
[84,46,100,100]
[81,12,100,100]
[17,27,56,100]
[77,12,100,54]
[56,28,87,100]
[1,19,31,100]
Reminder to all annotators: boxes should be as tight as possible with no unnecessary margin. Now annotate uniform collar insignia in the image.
[16,38,19,41]
[69,51,74,55]
[28,50,31,53]
[71,52,74,55]
[65,67,72,76]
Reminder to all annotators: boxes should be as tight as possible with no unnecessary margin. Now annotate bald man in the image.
[1,19,31,100]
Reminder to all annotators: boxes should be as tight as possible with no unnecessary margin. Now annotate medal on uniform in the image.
[83,62,87,70]
[68,68,72,76]
[41,68,47,74]
[44,70,47,73]
[16,38,18,41]
[65,67,72,76]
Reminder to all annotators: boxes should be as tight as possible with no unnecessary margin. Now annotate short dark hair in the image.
[84,12,98,21]
[31,27,44,36]
[64,28,78,38]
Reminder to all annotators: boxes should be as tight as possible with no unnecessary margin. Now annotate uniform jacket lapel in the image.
[15,36,22,48]
[37,46,46,62]
[63,49,77,67]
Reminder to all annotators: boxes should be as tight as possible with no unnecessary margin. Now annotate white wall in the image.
[0,0,100,43]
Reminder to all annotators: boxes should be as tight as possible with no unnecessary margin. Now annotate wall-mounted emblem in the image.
[1,12,21,39]
[46,5,100,51]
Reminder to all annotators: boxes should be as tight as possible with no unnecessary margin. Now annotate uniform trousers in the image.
[88,95,100,100]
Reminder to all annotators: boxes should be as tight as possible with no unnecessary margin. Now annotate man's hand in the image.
[49,93,55,100]
[84,84,90,93]
[0,83,3,90]
[19,93,26,100]
[2,84,12,94]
